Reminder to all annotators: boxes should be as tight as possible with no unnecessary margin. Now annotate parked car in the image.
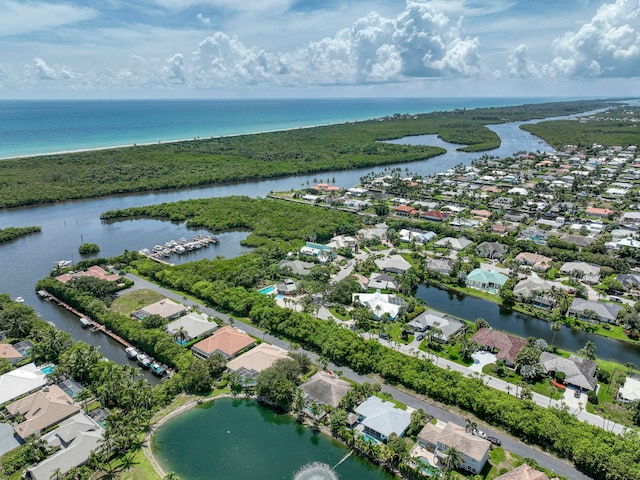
[473,428,487,439]
[379,333,390,339]
[416,333,424,341]
[574,388,581,398]
[487,436,501,446]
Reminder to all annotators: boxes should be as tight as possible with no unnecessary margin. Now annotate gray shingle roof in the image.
[539,352,598,390]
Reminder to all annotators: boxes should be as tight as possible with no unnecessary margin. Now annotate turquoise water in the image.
[152,398,393,480]
[0,97,573,159]
[258,285,277,295]
[40,365,55,375]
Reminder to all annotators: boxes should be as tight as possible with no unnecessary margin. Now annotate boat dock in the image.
[138,235,218,262]
[38,290,132,349]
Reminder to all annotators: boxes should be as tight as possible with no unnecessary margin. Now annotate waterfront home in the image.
[539,352,598,391]
[7,385,81,441]
[567,298,622,324]
[494,464,549,480]
[27,413,104,480]
[559,262,601,284]
[407,311,463,343]
[417,422,490,474]
[300,371,352,408]
[278,259,314,276]
[352,291,406,321]
[368,273,399,291]
[227,343,290,387]
[374,254,412,274]
[55,265,120,284]
[476,242,508,260]
[0,342,24,364]
[354,396,411,442]
[134,298,187,320]
[191,325,255,360]
[165,312,217,344]
[434,236,472,251]
[465,268,508,292]
[470,328,527,367]
[300,242,336,263]
[618,376,640,402]
[425,258,453,276]
[0,363,47,406]
[513,277,556,309]
[513,252,552,272]
[276,278,298,295]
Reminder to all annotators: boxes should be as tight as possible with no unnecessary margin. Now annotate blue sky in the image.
[1,0,639,98]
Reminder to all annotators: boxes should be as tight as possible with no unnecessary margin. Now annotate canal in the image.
[416,284,640,365]
[152,397,392,480]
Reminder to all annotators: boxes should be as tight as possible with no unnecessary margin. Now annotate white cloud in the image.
[32,57,57,80]
[507,44,543,78]
[0,0,97,37]
[549,0,640,77]
[197,13,211,25]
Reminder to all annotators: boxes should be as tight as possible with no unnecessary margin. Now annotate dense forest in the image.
[521,106,640,148]
[0,226,41,243]
[0,99,613,208]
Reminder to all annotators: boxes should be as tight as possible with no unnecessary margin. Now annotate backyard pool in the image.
[258,285,276,295]
[40,365,55,375]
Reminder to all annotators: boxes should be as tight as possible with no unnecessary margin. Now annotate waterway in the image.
[416,284,640,365]
[152,397,392,480]
[1,107,638,368]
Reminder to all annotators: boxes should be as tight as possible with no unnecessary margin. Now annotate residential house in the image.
[618,376,640,402]
[0,343,24,364]
[27,413,104,480]
[165,312,217,344]
[621,211,640,227]
[513,276,556,309]
[0,363,47,406]
[55,265,120,284]
[191,325,255,360]
[476,242,508,260]
[558,234,596,248]
[12,340,34,359]
[134,298,187,320]
[226,343,290,387]
[514,252,552,272]
[278,259,315,276]
[368,273,399,291]
[420,211,447,222]
[407,312,464,343]
[560,262,601,284]
[393,205,419,217]
[352,291,406,320]
[465,269,508,292]
[539,352,598,391]
[434,237,473,251]
[470,209,492,219]
[399,229,436,243]
[300,242,336,263]
[358,225,388,242]
[354,396,411,442]
[567,298,622,324]
[417,422,490,474]
[585,207,614,218]
[7,385,81,441]
[520,228,549,245]
[374,255,412,274]
[470,328,527,367]
[494,464,549,480]
[328,235,358,251]
[425,258,453,276]
[617,273,640,291]
[276,279,298,295]
[300,371,352,408]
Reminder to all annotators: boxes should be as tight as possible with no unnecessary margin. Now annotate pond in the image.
[152,397,393,480]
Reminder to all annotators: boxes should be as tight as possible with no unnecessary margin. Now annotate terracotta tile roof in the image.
[0,343,23,361]
[192,325,255,358]
[226,343,289,374]
[494,464,549,480]
[470,328,527,364]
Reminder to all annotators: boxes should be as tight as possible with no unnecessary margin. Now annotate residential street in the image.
[123,273,595,480]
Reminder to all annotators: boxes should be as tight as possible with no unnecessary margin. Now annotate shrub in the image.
[587,390,599,405]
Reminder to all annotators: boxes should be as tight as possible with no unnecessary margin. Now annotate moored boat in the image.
[151,362,165,376]
[14,296,25,303]
[137,353,152,368]
[125,346,138,359]
[80,317,92,328]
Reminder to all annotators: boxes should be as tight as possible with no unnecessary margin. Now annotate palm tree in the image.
[443,446,463,477]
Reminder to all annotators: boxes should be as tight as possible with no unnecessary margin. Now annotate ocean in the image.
[0,97,573,159]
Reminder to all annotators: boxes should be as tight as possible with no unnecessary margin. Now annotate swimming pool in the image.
[258,285,276,295]
[40,365,55,375]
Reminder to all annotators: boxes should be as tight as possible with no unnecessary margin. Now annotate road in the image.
[123,273,593,480]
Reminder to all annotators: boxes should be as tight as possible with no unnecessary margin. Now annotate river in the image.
[152,397,392,480]
[1,109,638,368]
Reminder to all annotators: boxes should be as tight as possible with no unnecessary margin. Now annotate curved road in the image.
[123,273,593,480]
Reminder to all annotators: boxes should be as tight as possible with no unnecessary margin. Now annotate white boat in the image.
[54,260,72,269]
[14,296,24,303]
[137,353,152,368]
[79,317,92,328]
[125,346,138,359]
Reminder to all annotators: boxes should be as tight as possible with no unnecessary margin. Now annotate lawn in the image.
[111,289,166,315]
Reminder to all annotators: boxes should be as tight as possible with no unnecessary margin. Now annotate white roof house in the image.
[28,413,104,480]
[355,396,411,442]
[434,237,473,251]
[352,291,406,320]
[0,363,47,406]
[374,255,412,274]
[165,312,218,343]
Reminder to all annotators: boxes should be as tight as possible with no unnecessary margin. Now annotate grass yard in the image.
[111,289,166,315]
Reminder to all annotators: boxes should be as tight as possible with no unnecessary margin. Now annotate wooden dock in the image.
[141,254,175,267]
[38,290,132,349]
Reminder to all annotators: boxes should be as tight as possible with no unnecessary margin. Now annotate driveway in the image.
[470,350,497,373]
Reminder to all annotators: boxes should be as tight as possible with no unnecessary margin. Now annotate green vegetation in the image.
[78,242,100,254]
[521,106,640,148]
[0,100,613,208]
[0,226,41,243]
[111,289,166,315]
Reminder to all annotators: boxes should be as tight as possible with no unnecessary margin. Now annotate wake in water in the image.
[293,462,339,480]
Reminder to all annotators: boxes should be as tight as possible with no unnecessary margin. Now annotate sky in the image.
[1,0,639,99]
